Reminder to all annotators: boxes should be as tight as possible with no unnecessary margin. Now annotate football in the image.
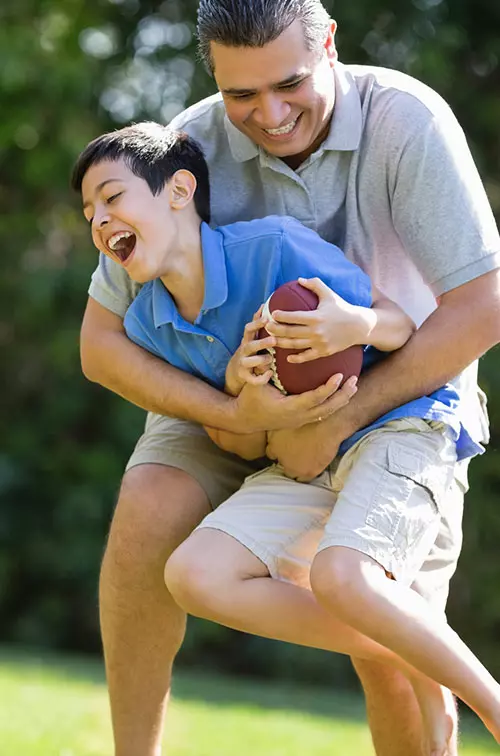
[259,280,364,395]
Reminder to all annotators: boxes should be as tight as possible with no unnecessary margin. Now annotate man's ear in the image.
[169,170,197,209]
[325,20,338,66]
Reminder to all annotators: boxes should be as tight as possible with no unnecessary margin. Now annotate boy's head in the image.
[72,122,210,283]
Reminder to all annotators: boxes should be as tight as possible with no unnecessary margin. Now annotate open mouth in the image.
[263,114,302,139]
[107,231,137,264]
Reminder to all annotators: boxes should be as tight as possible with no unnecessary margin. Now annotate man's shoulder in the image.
[344,63,455,129]
[169,93,227,146]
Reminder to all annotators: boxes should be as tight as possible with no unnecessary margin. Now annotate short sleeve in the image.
[391,105,500,295]
[88,252,141,317]
[279,218,372,307]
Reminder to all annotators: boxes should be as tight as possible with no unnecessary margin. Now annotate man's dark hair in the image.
[71,122,211,223]
[197,0,331,75]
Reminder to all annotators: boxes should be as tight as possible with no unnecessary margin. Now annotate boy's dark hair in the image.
[71,122,211,224]
[197,0,331,75]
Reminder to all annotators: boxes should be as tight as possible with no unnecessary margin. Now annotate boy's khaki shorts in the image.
[127,414,468,613]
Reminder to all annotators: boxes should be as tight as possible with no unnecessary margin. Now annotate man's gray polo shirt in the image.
[88,62,500,445]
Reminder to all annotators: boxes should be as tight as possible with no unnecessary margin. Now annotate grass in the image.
[0,647,498,755]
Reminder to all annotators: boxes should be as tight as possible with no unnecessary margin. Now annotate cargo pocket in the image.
[366,434,453,555]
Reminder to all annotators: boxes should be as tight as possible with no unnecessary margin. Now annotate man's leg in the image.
[99,464,211,756]
[352,658,428,756]
[99,413,261,756]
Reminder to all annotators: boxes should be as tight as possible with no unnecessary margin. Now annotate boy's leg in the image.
[309,420,500,744]
[351,459,468,756]
[166,463,447,672]
[100,414,263,756]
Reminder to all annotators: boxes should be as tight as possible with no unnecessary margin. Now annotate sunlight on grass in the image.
[0,648,497,756]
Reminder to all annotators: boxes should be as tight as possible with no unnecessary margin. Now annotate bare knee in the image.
[310,547,365,611]
[165,538,223,617]
[103,464,210,580]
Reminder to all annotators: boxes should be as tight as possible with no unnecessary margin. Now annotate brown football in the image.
[259,280,364,395]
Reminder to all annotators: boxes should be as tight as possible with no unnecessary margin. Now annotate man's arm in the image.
[81,297,355,434]
[267,270,500,480]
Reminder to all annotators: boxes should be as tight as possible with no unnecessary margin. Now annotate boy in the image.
[73,122,500,750]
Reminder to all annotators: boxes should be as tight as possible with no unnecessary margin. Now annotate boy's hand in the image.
[265,277,368,364]
[225,310,276,396]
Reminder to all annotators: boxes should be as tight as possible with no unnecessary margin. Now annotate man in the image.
[80,1,500,754]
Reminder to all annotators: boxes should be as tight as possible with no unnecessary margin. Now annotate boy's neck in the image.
[159,219,205,324]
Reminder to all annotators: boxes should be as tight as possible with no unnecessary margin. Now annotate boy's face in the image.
[212,18,337,167]
[81,157,178,284]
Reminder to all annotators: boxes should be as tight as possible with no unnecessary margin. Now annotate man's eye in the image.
[279,80,302,91]
[230,92,254,100]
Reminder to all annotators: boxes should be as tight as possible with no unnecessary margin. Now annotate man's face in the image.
[81,158,178,284]
[212,19,337,167]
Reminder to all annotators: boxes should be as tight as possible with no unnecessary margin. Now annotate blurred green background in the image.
[1,0,500,692]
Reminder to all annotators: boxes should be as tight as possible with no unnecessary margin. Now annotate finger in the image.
[240,354,273,370]
[287,348,320,363]
[297,276,332,300]
[253,304,265,321]
[283,373,344,411]
[266,320,312,338]
[242,317,268,342]
[241,336,276,356]
[246,370,272,385]
[311,376,358,417]
[275,337,314,351]
[269,310,317,326]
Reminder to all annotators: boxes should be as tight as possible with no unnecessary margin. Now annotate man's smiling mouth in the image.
[107,231,137,263]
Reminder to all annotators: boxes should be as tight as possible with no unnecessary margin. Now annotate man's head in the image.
[197,0,337,166]
[72,123,210,283]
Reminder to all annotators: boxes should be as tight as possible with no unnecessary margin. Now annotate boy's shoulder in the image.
[216,215,308,247]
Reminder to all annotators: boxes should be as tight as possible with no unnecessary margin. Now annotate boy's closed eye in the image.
[85,192,123,224]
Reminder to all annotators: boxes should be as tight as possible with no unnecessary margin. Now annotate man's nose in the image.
[254,95,291,127]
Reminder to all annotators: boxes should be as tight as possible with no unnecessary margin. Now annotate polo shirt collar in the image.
[151,222,228,328]
[198,222,228,315]
[224,61,362,163]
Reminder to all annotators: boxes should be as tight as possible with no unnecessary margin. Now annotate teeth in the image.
[108,231,133,251]
[265,119,297,136]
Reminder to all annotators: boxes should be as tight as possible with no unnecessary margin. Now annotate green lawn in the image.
[0,648,497,755]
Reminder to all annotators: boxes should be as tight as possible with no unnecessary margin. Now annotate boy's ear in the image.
[169,170,197,209]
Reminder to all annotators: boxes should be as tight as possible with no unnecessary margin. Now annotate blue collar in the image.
[151,223,228,328]
[224,62,362,163]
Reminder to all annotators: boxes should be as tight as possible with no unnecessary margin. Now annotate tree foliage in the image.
[1,0,500,682]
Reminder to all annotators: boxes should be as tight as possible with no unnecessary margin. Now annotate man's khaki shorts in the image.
[127,414,467,613]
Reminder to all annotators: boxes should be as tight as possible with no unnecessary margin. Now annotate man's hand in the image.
[265,277,367,363]
[266,417,345,481]
[234,373,358,433]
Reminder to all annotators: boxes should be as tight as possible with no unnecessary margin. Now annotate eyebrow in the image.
[82,178,122,210]
[221,72,308,96]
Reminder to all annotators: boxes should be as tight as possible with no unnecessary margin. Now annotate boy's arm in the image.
[81,297,351,433]
[268,278,415,363]
[362,284,416,352]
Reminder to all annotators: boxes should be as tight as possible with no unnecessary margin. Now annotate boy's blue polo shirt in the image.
[124,216,481,461]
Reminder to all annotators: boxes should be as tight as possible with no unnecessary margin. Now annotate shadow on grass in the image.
[0,644,497,746]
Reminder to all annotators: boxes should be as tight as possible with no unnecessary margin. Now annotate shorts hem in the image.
[125,452,220,510]
[317,536,415,586]
[195,520,278,577]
